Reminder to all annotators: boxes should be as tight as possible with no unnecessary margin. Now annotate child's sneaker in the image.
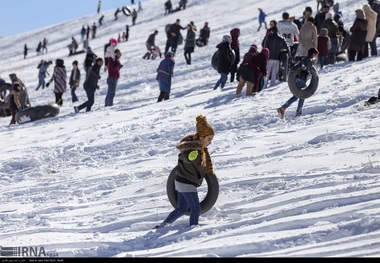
[277,107,285,118]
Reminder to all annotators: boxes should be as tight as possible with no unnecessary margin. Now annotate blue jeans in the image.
[214,73,228,89]
[282,96,304,116]
[71,86,78,102]
[163,191,201,226]
[36,74,45,90]
[105,77,118,107]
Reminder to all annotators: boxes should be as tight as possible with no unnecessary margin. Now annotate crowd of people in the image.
[5,0,380,127]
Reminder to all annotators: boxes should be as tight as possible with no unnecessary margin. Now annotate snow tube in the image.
[336,53,348,62]
[0,83,11,109]
[122,6,131,16]
[16,104,60,124]
[196,38,204,47]
[211,50,236,71]
[166,166,219,215]
[288,62,319,99]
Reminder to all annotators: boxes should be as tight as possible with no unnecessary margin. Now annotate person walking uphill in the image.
[156,51,175,102]
[74,58,103,113]
[46,59,67,106]
[229,28,240,83]
[277,48,319,119]
[213,35,233,90]
[154,114,215,229]
[105,49,123,107]
[257,8,268,31]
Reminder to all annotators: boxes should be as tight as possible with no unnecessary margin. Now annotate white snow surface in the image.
[0,0,380,258]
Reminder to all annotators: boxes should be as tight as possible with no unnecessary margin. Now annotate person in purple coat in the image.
[156,51,175,102]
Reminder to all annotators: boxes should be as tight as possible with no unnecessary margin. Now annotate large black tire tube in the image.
[0,83,11,109]
[211,50,236,72]
[288,63,319,99]
[166,166,219,215]
[16,104,60,124]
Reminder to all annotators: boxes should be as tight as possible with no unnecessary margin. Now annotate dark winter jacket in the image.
[175,134,213,187]
[200,26,210,40]
[84,51,97,70]
[184,28,196,49]
[263,32,290,60]
[69,68,81,88]
[156,57,175,93]
[230,28,241,72]
[8,87,21,110]
[84,63,101,90]
[146,32,156,47]
[349,12,368,52]
[168,22,185,41]
[216,41,233,74]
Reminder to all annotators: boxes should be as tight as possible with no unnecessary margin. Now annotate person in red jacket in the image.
[105,49,123,107]
[235,46,269,97]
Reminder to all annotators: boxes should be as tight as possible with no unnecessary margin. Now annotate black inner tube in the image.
[288,62,319,99]
[166,166,219,215]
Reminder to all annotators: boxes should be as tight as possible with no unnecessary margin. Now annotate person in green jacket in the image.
[184,23,196,65]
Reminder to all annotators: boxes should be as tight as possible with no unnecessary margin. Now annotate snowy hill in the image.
[0,0,380,258]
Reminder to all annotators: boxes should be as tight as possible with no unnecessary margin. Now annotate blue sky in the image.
[0,0,145,37]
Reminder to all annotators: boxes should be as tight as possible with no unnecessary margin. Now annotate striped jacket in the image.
[48,66,67,93]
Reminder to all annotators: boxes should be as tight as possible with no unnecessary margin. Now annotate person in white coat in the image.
[363,3,378,58]
[295,16,318,60]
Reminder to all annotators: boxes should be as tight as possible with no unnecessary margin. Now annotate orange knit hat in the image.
[196,115,215,138]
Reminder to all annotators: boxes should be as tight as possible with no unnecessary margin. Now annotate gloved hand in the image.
[96,85,100,90]
[46,82,50,87]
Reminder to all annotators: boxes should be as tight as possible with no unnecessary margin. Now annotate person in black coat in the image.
[84,47,98,76]
[165,19,186,54]
[263,26,290,87]
[348,9,368,62]
[213,35,233,90]
[74,58,103,113]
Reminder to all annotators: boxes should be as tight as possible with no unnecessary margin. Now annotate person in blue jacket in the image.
[156,51,175,102]
[257,8,268,31]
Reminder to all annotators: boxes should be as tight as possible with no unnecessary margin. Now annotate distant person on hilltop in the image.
[42,37,48,54]
[98,15,104,27]
[164,0,172,15]
[81,25,86,42]
[132,8,138,26]
[97,1,101,14]
[114,8,121,21]
[23,44,28,59]
[138,1,143,12]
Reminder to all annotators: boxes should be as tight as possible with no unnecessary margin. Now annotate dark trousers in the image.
[157,91,170,102]
[348,50,363,62]
[55,92,63,106]
[9,108,17,125]
[78,86,95,112]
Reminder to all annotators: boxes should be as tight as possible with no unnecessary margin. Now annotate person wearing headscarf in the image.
[154,115,215,229]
